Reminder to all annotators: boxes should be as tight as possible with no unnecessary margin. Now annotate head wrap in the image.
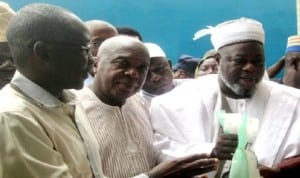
[144,42,166,58]
[173,54,199,73]
[0,2,15,42]
[198,49,217,66]
[202,49,217,60]
[285,35,300,53]
[193,17,265,50]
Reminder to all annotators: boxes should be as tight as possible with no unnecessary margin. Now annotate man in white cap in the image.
[141,42,190,107]
[0,1,16,89]
[75,36,217,178]
[141,43,174,105]
[150,17,300,177]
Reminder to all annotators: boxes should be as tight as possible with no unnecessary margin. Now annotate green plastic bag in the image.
[218,111,261,178]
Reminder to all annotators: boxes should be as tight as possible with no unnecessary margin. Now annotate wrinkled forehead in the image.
[116,45,149,60]
[101,41,149,64]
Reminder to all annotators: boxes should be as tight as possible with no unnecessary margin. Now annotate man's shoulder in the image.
[0,85,47,126]
[152,75,219,107]
[0,84,32,112]
[264,80,300,98]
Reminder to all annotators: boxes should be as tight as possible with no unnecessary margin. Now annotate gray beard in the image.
[219,71,255,98]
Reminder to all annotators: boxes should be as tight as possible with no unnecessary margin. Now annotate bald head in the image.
[7,3,87,47]
[85,20,117,56]
[6,3,90,93]
[92,36,150,106]
[97,35,149,60]
[7,3,89,68]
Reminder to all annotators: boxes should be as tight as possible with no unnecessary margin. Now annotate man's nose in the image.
[125,68,139,79]
[151,73,161,82]
[243,62,255,72]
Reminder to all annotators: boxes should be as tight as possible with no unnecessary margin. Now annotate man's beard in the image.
[219,71,256,98]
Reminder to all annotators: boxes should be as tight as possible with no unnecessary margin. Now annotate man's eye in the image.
[116,60,129,68]
[253,60,264,66]
[232,58,245,64]
[152,67,164,73]
[200,66,208,71]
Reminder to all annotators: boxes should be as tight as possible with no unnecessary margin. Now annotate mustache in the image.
[118,79,141,89]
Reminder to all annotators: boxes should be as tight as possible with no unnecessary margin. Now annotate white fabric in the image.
[193,17,265,50]
[0,2,15,42]
[150,74,300,168]
[287,35,300,47]
[144,42,166,58]
[140,79,191,109]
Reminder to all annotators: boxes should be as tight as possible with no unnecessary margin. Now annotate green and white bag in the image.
[218,111,261,178]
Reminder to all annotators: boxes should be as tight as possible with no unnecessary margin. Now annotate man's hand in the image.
[259,165,280,178]
[211,133,238,160]
[146,154,218,178]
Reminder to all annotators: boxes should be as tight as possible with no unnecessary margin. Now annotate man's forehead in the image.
[219,41,263,51]
[286,52,300,58]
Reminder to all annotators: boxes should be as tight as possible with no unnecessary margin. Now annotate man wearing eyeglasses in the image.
[0,3,104,178]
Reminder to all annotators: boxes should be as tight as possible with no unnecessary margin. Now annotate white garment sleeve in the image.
[150,98,216,163]
[154,132,215,162]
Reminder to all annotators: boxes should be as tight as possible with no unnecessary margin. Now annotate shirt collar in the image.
[11,71,78,107]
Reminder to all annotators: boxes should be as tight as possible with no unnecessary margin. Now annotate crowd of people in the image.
[0,2,299,178]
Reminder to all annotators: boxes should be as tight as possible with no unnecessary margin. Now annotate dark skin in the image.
[147,154,218,178]
[0,42,16,89]
[210,134,238,160]
[92,36,218,177]
[196,57,219,77]
[173,69,195,79]
[142,57,174,95]
[217,41,265,99]
[282,52,300,89]
[267,52,300,89]
[215,42,286,175]
[11,15,90,98]
[85,20,117,76]
[266,56,285,78]
[92,37,150,106]
[212,42,265,162]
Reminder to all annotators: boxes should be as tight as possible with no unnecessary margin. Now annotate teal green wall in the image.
[7,0,297,67]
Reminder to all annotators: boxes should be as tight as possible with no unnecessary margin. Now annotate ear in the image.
[290,57,299,71]
[32,41,48,61]
[92,56,100,75]
[215,52,221,63]
[167,59,172,68]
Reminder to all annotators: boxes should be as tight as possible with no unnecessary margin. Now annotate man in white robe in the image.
[150,17,300,177]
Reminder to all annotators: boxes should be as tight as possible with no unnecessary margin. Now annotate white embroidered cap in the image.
[0,2,15,42]
[193,17,265,50]
[144,42,166,58]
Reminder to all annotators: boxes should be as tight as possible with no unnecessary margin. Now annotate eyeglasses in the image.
[46,41,91,56]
